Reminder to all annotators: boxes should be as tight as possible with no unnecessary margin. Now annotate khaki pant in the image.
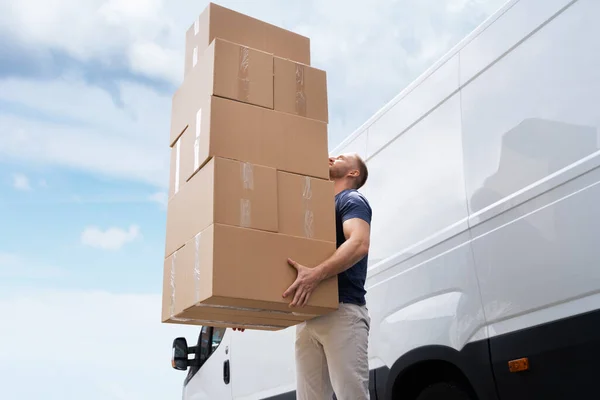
[295,303,371,400]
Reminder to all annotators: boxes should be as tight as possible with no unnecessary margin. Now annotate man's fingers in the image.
[282,279,300,298]
[297,291,308,308]
[289,289,299,307]
[290,288,304,307]
[287,258,299,269]
[301,291,311,307]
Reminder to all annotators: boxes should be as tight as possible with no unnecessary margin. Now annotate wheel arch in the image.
[382,343,498,400]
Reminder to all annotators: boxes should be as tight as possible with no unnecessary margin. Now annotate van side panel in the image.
[355,89,492,396]
[462,0,600,397]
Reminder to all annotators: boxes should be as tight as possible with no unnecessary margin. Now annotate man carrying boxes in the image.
[285,153,372,400]
[162,3,372,399]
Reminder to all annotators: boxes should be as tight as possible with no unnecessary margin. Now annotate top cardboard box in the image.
[171,38,274,147]
[185,2,310,78]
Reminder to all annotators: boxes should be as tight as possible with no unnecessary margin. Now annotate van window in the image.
[198,326,212,365]
[185,326,228,384]
[211,327,226,353]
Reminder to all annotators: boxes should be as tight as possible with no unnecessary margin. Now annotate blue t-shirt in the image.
[335,189,372,305]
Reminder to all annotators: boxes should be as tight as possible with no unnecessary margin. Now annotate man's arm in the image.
[284,193,372,307]
[313,217,370,281]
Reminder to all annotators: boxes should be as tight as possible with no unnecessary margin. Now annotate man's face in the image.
[328,153,357,180]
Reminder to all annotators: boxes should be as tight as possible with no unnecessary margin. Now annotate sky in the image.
[0,0,506,398]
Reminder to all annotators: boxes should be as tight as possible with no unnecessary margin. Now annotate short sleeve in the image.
[339,192,372,225]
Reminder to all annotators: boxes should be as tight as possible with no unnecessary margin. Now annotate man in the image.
[283,152,372,400]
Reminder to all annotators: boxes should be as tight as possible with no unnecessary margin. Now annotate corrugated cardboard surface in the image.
[277,172,336,242]
[162,314,291,331]
[179,96,329,181]
[274,57,328,123]
[163,224,338,322]
[179,304,311,324]
[170,38,274,147]
[184,2,310,77]
[162,245,302,331]
[211,223,338,314]
[208,38,273,109]
[165,157,278,258]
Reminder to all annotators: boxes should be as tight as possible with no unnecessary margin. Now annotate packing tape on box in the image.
[192,46,198,68]
[194,18,200,35]
[303,176,315,238]
[194,109,202,171]
[195,303,318,318]
[241,162,254,189]
[174,139,181,194]
[295,64,307,117]
[240,199,251,227]
[240,162,254,228]
[169,251,177,317]
[194,232,202,302]
[238,46,251,102]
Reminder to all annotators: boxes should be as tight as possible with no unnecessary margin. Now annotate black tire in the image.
[414,381,473,400]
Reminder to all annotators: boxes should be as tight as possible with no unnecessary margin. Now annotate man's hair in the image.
[353,155,369,189]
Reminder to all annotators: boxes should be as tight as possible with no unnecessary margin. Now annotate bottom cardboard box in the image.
[162,310,298,331]
[162,223,338,328]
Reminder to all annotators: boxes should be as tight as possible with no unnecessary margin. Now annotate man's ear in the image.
[347,169,360,178]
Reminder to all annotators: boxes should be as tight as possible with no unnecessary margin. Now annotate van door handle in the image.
[223,360,230,384]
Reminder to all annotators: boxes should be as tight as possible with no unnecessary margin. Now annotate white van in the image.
[170,0,600,398]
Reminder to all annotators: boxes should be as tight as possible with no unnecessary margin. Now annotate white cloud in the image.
[81,224,141,250]
[0,0,506,187]
[0,252,65,279]
[292,0,508,146]
[148,191,168,208]
[0,289,200,400]
[0,78,170,188]
[0,0,178,83]
[12,173,31,191]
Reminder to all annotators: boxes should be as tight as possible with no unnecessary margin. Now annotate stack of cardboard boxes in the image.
[161,3,338,331]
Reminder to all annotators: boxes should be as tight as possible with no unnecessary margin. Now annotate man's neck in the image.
[333,179,354,196]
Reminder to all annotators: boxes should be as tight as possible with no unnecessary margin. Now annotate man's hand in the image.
[283,258,323,307]
[232,327,245,332]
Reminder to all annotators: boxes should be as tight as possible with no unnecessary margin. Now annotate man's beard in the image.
[329,166,344,180]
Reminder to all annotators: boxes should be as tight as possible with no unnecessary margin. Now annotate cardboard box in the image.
[184,2,310,78]
[162,262,306,330]
[178,96,329,182]
[162,312,293,331]
[163,224,338,322]
[170,38,274,147]
[277,172,336,242]
[165,157,279,257]
[274,57,328,123]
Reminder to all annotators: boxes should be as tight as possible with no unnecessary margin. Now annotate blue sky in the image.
[0,0,505,398]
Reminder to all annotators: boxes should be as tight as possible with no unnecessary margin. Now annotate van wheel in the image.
[414,381,473,400]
